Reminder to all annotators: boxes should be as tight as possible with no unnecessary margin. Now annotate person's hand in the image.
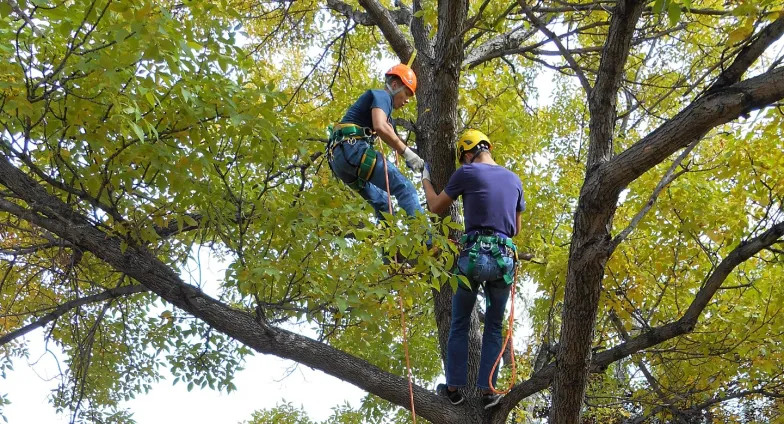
[402,147,425,173]
[422,163,431,182]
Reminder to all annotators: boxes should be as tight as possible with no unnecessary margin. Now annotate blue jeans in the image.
[446,246,515,390]
[329,139,424,219]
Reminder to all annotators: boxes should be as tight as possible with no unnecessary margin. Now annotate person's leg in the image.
[365,154,423,217]
[475,254,514,392]
[330,142,389,219]
[476,278,512,391]
[445,281,479,390]
[359,182,391,219]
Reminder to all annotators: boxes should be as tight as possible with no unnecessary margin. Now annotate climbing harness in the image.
[326,123,379,191]
[459,231,518,286]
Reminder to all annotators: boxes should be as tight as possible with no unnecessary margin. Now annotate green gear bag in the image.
[346,146,377,191]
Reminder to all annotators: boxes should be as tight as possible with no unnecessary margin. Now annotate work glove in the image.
[422,163,431,182]
[402,147,425,173]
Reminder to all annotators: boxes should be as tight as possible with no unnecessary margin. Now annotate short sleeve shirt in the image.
[444,163,525,237]
[340,89,392,128]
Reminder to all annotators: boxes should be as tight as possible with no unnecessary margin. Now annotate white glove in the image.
[421,163,431,181]
[402,147,425,173]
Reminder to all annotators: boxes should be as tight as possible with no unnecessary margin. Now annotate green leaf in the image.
[667,1,681,26]
[130,122,145,141]
[336,297,348,313]
[183,215,198,227]
[187,41,203,51]
[652,0,666,14]
[0,2,13,17]
[145,92,156,107]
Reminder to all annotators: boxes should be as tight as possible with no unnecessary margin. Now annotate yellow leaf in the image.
[728,25,753,44]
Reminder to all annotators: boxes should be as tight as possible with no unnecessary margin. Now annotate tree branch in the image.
[463,24,537,68]
[707,16,784,93]
[605,66,784,193]
[519,2,592,96]
[5,0,43,37]
[587,0,646,167]
[0,285,147,346]
[357,0,414,62]
[609,139,697,252]
[325,0,411,26]
[592,220,784,369]
[411,0,434,59]
[496,220,784,416]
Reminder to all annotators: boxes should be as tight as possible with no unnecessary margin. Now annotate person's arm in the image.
[515,182,525,236]
[372,108,424,171]
[371,108,407,154]
[423,178,455,215]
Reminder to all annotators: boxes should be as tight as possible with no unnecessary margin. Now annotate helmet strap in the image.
[470,145,489,163]
[386,82,404,96]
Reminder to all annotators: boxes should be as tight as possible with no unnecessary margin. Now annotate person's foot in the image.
[436,383,464,405]
[482,393,502,409]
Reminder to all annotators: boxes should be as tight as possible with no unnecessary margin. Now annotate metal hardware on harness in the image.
[326,123,379,191]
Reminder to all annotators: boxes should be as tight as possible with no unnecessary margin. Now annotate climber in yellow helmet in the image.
[326,64,425,220]
[421,129,525,409]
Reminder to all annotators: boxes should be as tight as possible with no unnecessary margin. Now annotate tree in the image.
[1,0,784,423]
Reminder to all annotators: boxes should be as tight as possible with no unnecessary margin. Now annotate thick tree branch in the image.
[0,285,147,346]
[707,16,784,93]
[411,0,434,60]
[0,154,463,424]
[5,0,43,37]
[593,220,784,368]
[433,0,468,68]
[551,1,646,422]
[463,24,537,68]
[357,0,414,62]
[587,0,645,167]
[605,66,784,193]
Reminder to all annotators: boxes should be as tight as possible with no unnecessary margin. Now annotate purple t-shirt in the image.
[444,163,525,237]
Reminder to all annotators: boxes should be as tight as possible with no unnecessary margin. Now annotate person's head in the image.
[456,129,492,165]
[385,64,416,109]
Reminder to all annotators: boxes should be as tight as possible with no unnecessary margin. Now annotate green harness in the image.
[459,233,518,286]
[327,124,378,191]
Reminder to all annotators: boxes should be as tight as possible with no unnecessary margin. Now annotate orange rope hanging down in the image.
[381,150,417,423]
[488,265,519,394]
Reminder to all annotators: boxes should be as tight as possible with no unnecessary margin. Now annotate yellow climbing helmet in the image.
[456,129,492,160]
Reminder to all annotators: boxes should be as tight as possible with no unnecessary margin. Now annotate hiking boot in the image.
[436,383,464,405]
[482,393,502,409]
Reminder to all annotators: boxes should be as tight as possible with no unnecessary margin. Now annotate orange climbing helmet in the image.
[385,64,417,94]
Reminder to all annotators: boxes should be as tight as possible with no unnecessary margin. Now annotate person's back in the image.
[340,89,392,130]
[444,163,523,238]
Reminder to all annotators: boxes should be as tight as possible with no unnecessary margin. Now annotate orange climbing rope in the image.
[381,150,417,423]
[488,265,519,394]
